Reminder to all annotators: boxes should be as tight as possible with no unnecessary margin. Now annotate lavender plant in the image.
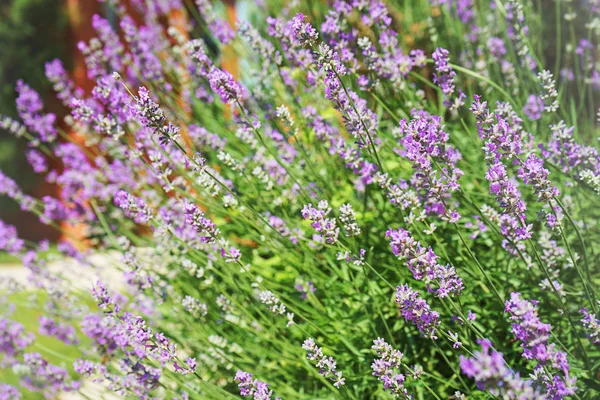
[1,0,600,399]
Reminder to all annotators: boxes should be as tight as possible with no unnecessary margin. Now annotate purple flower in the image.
[38,316,78,345]
[0,220,25,255]
[460,339,545,399]
[195,0,235,44]
[486,162,527,218]
[432,48,462,109]
[0,318,35,357]
[394,284,440,339]
[386,228,463,298]
[541,120,600,194]
[15,80,57,142]
[45,59,81,107]
[234,370,279,399]
[25,149,48,174]
[295,280,316,299]
[580,308,600,345]
[183,202,220,243]
[0,384,21,400]
[505,292,577,398]
[208,68,243,104]
[131,86,165,129]
[73,359,104,377]
[19,352,79,397]
[291,13,319,46]
[517,154,560,202]
[114,190,153,224]
[301,201,339,245]
[371,338,411,398]
[302,338,346,388]
[397,110,463,221]
[487,37,507,59]
[174,357,198,375]
[523,95,544,121]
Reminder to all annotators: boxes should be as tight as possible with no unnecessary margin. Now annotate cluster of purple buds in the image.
[291,13,319,47]
[185,38,244,106]
[580,307,600,345]
[470,96,523,163]
[371,338,412,398]
[183,202,220,244]
[541,120,600,195]
[386,228,463,298]
[91,280,118,312]
[0,384,20,399]
[517,154,560,203]
[505,292,577,398]
[486,163,527,219]
[174,357,197,375]
[394,284,440,339]
[267,214,300,245]
[0,220,25,255]
[295,280,316,299]
[131,86,165,129]
[460,339,545,399]
[0,318,34,357]
[114,190,153,224]
[15,80,57,142]
[467,97,535,251]
[523,95,544,121]
[208,68,244,105]
[302,338,346,388]
[38,316,78,345]
[432,48,463,110]
[234,370,280,399]
[18,352,80,398]
[301,201,340,245]
[373,173,425,223]
[397,110,463,222]
[195,0,235,44]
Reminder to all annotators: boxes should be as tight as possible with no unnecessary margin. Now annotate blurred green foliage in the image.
[0,0,67,117]
[0,0,67,212]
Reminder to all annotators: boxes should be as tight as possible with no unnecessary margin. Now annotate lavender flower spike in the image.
[580,307,600,345]
[394,285,440,339]
[235,370,280,399]
[505,292,577,398]
[371,338,411,398]
[387,228,464,298]
[302,338,346,388]
[460,339,546,399]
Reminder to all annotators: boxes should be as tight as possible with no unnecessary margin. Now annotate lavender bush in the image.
[1,0,600,399]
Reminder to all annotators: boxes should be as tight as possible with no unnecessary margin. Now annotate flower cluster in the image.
[580,307,600,345]
[235,370,280,399]
[432,48,463,109]
[257,290,294,327]
[460,339,544,399]
[505,292,577,397]
[386,228,463,298]
[301,201,340,244]
[302,338,346,388]
[0,0,598,398]
[394,285,440,339]
[397,110,463,222]
[371,338,411,398]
